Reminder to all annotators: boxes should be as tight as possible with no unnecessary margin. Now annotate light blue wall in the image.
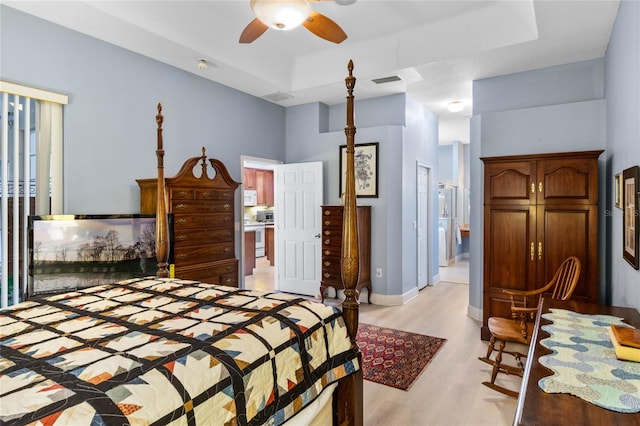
[285,94,440,298]
[1,6,285,216]
[604,0,640,311]
[402,96,440,295]
[438,145,454,182]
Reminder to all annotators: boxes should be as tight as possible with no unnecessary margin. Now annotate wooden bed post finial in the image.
[155,103,169,278]
[342,59,359,345]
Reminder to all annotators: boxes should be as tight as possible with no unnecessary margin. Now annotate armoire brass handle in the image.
[531,242,534,261]
[538,242,543,260]
[531,183,535,194]
[539,182,543,193]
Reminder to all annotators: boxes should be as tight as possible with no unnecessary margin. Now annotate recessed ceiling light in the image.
[197,59,208,71]
[447,101,464,112]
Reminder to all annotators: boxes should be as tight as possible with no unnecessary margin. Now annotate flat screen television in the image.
[28,214,173,296]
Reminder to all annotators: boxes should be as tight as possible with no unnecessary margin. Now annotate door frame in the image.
[416,162,433,289]
[240,155,282,285]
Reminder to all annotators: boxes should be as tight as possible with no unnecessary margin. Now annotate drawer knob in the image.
[324,220,330,225]
[201,191,211,198]
[324,250,330,256]
[224,248,231,253]
[324,273,331,278]
[175,204,188,210]
[175,234,188,241]
[324,230,331,236]
[324,261,331,266]
[178,191,189,197]
[324,210,331,215]
[324,239,330,245]
[223,203,231,210]
[176,218,188,225]
[176,254,187,260]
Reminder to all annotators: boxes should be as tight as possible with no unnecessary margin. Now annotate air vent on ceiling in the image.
[262,92,294,102]
[371,75,402,84]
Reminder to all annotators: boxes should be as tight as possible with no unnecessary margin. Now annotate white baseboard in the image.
[369,287,418,306]
[467,304,482,322]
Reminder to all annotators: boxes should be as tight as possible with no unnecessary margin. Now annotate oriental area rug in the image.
[356,323,447,391]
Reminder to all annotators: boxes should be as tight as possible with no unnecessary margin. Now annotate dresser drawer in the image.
[322,235,342,248]
[171,200,233,214]
[170,188,234,201]
[176,261,238,288]
[170,188,195,200]
[174,228,234,248]
[174,242,235,265]
[176,269,221,285]
[322,246,341,257]
[173,213,233,230]
[194,189,234,201]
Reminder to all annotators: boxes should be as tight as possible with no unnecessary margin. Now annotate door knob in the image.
[314,233,321,238]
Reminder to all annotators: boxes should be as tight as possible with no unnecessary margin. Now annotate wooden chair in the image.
[478,256,581,397]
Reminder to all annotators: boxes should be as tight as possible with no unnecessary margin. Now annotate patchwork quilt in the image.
[0,277,360,425]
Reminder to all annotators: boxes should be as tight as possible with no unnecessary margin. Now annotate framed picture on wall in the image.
[615,173,623,209]
[339,142,379,198]
[622,165,639,269]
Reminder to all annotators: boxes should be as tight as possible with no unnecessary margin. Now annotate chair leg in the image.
[478,335,497,366]
[480,338,525,398]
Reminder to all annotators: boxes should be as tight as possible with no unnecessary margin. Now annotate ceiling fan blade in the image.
[303,11,347,44]
[239,18,269,43]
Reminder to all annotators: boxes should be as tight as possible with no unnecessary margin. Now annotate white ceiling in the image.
[4,0,620,144]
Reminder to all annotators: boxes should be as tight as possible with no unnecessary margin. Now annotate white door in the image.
[274,162,323,296]
[417,163,431,289]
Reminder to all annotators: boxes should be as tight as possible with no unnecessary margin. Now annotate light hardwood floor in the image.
[244,258,520,426]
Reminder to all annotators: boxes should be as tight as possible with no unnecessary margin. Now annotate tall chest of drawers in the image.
[320,205,371,303]
[137,150,240,287]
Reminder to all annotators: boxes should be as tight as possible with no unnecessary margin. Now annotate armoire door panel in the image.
[483,161,535,205]
[484,207,536,290]
[537,157,599,205]
[538,205,598,302]
[483,205,537,325]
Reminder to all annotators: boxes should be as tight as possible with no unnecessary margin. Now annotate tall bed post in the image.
[335,60,363,426]
[341,60,359,344]
[155,103,169,278]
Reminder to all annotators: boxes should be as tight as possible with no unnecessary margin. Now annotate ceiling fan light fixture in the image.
[251,0,312,31]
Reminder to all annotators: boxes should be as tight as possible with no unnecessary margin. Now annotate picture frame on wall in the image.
[622,165,639,270]
[615,172,623,209]
[339,142,379,198]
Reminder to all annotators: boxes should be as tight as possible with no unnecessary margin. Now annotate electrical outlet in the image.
[376,268,382,278]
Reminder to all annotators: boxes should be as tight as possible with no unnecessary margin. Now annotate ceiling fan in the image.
[239,0,348,44]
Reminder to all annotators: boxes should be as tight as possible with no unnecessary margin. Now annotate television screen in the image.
[28,214,172,296]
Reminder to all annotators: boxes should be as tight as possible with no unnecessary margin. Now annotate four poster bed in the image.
[0,62,363,425]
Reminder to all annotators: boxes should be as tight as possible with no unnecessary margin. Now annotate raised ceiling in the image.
[4,0,620,144]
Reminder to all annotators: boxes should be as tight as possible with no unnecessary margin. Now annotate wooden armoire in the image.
[480,150,603,340]
[137,149,241,287]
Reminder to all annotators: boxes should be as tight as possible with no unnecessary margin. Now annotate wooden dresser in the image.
[480,150,602,340]
[137,149,240,287]
[320,205,371,303]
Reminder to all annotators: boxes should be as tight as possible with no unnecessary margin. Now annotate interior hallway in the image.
[245,258,519,425]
